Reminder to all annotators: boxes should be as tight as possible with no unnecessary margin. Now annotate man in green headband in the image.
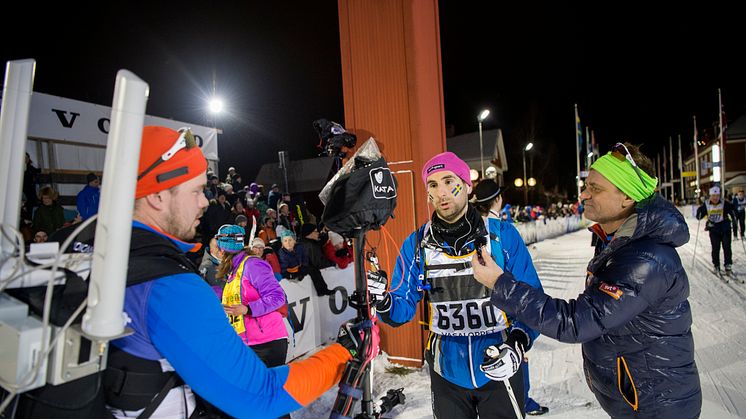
[470,142,702,418]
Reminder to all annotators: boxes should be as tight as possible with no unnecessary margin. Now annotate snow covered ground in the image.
[297,209,746,418]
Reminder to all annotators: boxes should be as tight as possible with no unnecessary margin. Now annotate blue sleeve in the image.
[76,190,88,220]
[147,274,301,419]
[491,253,660,344]
[378,231,423,326]
[500,222,542,348]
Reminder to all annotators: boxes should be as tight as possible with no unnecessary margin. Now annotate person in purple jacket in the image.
[215,224,289,367]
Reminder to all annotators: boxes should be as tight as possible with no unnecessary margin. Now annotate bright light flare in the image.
[208,97,224,114]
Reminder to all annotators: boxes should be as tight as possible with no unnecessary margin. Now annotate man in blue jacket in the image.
[472,143,701,418]
[76,172,100,220]
[368,151,542,418]
[105,126,376,418]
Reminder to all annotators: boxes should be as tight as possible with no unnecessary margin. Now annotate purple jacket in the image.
[229,253,288,346]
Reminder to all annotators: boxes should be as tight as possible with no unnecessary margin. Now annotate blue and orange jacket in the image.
[113,222,350,418]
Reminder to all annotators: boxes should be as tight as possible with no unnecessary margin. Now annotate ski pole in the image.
[503,379,523,419]
[691,218,701,271]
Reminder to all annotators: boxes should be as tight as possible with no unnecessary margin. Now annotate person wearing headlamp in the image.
[102,126,377,419]
[472,142,701,418]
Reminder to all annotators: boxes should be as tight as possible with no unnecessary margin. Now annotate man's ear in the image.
[466,183,473,195]
[142,192,167,211]
[621,195,636,210]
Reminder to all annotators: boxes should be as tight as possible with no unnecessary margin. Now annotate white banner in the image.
[281,265,356,361]
[21,92,219,171]
[316,266,358,344]
[282,277,318,361]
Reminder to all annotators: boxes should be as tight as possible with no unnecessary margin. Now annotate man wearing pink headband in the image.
[368,151,543,418]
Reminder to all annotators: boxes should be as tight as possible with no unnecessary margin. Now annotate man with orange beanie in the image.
[104,126,378,418]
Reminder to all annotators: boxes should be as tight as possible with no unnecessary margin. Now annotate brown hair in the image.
[216,251,241,281]
[38,186,59,201]
[623,142,655,179]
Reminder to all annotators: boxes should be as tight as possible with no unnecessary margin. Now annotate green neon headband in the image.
[590,153,658,202]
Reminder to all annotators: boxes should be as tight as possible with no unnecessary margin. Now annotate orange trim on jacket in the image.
[283,343,351,406]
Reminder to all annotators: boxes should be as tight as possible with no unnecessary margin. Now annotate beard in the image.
[434,197,468,223]
[164,204,200,241]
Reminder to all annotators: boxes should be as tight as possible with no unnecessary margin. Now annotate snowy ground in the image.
[297,209,746,418]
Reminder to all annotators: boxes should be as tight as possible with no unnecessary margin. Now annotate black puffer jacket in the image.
[491,195,701,418]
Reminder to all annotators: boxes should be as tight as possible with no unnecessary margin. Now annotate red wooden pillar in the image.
[338,0,445,367]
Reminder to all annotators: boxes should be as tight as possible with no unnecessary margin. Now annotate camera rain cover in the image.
[320,138,397,237]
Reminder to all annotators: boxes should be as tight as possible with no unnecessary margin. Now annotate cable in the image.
[0,223,27,289]
[0,216,98,415]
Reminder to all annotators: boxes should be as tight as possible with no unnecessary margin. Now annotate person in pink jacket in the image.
[215,224,289,367]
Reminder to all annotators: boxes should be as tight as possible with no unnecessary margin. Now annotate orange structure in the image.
[338,0,445,367]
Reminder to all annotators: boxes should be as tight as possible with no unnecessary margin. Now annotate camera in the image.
[312,118,357,158]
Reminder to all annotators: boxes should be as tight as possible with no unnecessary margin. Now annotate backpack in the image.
[321,157,397,237]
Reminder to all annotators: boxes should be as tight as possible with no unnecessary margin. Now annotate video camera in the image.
[312,118,357,158]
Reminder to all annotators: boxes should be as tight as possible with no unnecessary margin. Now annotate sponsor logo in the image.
[598,282,623,300]
[426,163,445,174]
[370,168,397,199]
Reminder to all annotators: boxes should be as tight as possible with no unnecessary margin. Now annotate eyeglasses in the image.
[610,142,648,188]
[138,127,197,181]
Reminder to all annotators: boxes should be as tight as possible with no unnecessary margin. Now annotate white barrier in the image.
[281,265,356,361]
[513,215,589,245]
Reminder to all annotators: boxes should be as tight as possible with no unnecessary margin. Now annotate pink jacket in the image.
[229,254,288,346]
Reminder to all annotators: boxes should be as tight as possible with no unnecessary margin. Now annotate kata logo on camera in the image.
[370,167,396,199]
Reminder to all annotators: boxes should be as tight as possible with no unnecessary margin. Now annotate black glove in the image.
[335,247,350,258]
[705,221,714,231]
[337,319,380,361]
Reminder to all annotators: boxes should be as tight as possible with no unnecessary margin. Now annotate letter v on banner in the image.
[51,108,80,128]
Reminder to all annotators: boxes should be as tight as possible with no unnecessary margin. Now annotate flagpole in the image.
[591,130,597,163]
[656,153,661,192]
[677,134,684,203]
[662,145,668,200]
[669,136,674,203]
[574,104,581,203]
[718,88,726,189]
[585,126,591,170]
[693,115,700,200]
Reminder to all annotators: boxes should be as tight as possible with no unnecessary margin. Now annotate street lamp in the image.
[522,142,533,205]
[469,169,479,183]
[477,109,490,178]
[208,97,224,114]
[207,96,224,129]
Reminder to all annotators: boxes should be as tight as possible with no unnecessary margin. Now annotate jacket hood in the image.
[631,194,690,247]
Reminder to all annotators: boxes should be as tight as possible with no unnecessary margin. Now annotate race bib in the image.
[222,259,247,335]
[429,298,507,336]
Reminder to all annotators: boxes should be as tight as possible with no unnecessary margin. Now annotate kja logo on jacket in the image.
[369,167,397,199]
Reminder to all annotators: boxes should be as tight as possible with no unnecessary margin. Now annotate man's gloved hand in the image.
[705,220,714,231]
[337,319,380,362]
[367,270,390,311]
[335,247,350,258]
[480,330,528,381]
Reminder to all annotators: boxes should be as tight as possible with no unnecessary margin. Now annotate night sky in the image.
[2,1,743,202]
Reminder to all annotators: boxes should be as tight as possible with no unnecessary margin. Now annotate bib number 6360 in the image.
[431,299,502,335]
